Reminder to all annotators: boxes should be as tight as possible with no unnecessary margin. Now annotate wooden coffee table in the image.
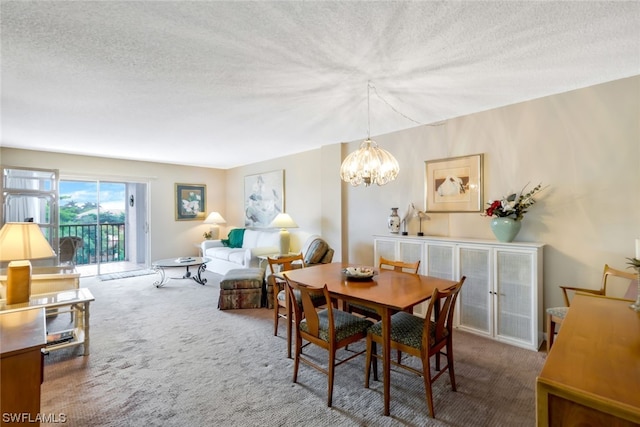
[152,257,212,287]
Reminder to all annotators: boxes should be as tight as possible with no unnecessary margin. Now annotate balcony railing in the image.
[59,223,125,265]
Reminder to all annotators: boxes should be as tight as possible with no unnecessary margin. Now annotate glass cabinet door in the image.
[458,246,492,336]
[495,250,534,343]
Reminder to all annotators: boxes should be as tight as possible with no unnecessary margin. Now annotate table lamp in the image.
[203,212,226,240]
[269,213,298,255]
[0,222,57,304]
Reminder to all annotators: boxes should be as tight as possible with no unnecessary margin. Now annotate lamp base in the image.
[278,228,291,255]
[210,226,220,240]
[6,260,31,305]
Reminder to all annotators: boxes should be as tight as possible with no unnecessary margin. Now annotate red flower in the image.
[485,200,501,217]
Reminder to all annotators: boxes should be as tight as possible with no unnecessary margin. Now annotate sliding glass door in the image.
[59,179,149,276]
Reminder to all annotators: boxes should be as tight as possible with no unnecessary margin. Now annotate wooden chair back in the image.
[285,278,331,342]
[379,256,420,274]
[267,253,305,275]
[602,264,637,297]
[560,264,637,306]
[423,278,465,351]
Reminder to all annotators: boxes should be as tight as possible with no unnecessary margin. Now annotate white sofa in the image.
[201,228,332,276]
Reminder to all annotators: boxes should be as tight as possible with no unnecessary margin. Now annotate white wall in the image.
[227,76,640,313]
[0,149,226,261]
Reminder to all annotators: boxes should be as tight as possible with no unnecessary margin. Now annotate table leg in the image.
[192,264,207,285]
[183,265,194,279]
[382,306,391,416]
[153,266,168,287]
[83,301,91,356]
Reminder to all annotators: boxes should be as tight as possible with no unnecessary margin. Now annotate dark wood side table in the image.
[0,308,46,426]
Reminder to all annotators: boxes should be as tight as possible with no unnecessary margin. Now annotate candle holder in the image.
[626,257,640,312]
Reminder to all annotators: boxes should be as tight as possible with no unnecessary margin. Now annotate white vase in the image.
[388,208,400,234]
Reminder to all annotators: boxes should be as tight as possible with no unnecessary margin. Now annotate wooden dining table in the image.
[283,261,458,416]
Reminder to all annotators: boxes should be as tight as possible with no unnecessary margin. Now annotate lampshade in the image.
[204,212,226,224]
[268,213,298,255]
[268,213,298,229]
[340,82,400,187]
[0,222,56,305]
[0,222,56,261]
[203,212,226,240]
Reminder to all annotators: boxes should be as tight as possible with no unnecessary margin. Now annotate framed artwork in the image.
[244,170,284,227]
[424,154,483,212]
[175,183,206,221]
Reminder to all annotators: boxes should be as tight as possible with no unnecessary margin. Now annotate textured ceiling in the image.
[1,1,639,169]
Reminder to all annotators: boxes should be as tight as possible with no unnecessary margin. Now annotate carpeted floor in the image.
[41,270,547,426]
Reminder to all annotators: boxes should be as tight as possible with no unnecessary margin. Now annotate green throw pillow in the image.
[222,228,245,248]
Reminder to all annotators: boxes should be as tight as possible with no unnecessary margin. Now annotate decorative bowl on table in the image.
[342,267,376,281]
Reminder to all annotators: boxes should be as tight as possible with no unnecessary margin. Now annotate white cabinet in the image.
[373,235,544,351]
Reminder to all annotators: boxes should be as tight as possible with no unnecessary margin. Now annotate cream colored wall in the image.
[0,149,226,261]
[1,76,637,314]
[230,76,640,313]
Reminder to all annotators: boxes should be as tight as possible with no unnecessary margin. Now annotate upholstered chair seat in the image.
[300,308,372,343]
[367,311,444,350]
[545,306,569,319]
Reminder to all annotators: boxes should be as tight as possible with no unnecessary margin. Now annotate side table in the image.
[0,288,95,356]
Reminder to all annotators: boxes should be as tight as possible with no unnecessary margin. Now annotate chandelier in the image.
[340,82,400,187]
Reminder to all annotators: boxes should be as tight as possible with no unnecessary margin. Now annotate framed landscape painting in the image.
[424,154,483,212]
[175,183,206,221]
[244,170,284,227]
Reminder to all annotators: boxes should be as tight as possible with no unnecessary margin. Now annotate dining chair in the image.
[268,254,305,358]
[546,264,636,352]
[364,276,465,418]
[284,274,373,407]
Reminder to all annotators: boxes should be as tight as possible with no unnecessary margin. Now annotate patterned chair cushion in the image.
[546,306,569,318]
[368,311,443,350]
[300,309,372,342]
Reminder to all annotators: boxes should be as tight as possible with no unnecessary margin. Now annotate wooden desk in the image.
[284,262,458,416]
[1,308,46,426]
[536,293,640,426]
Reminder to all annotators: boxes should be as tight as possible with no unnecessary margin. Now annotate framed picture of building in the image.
[424,154,483,212]
[244,170,284,227]
[175,183,206,220]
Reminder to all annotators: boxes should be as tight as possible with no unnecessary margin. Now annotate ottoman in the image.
[218,268,265,310]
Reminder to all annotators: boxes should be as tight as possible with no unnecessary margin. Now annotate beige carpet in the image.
[41,270,547,426]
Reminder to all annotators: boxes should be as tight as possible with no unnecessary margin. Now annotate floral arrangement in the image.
[203,231,213,240]
[484,183,544,221]
[627,257,640,270]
